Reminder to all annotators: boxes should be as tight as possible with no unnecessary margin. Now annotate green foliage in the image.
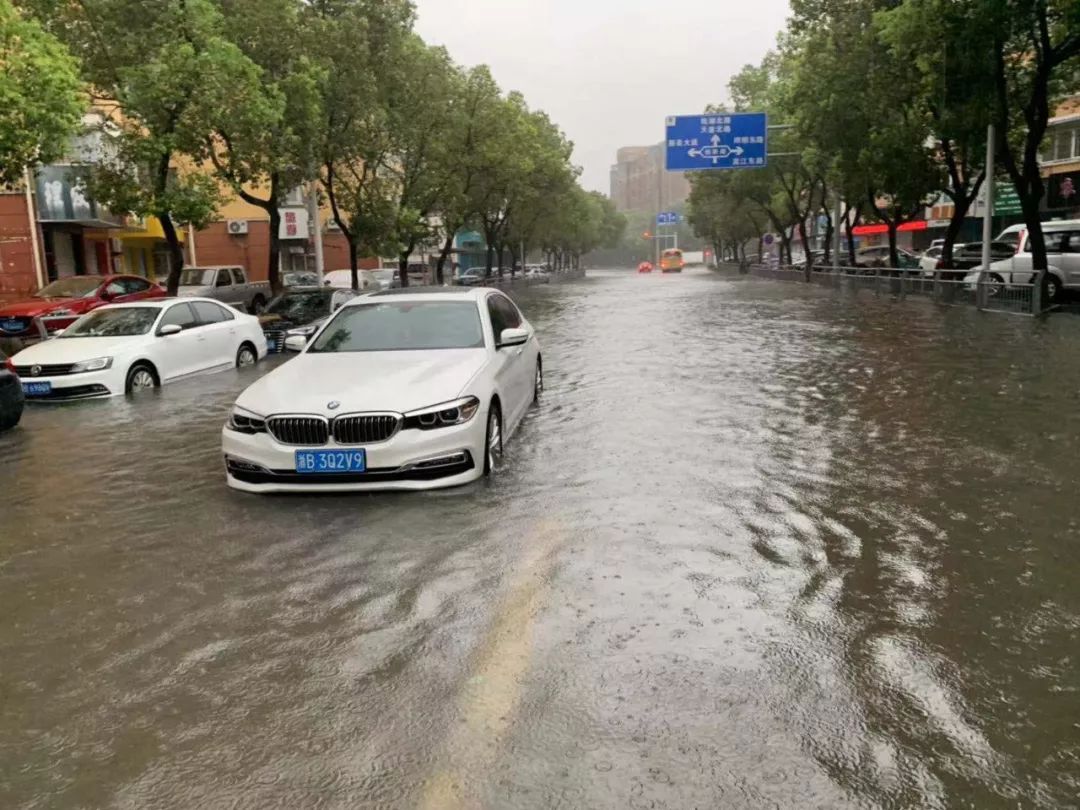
[0,0,83,185]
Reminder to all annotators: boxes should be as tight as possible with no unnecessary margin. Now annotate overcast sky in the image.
[412,0,791,193]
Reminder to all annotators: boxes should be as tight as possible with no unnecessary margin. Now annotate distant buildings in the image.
[609,143,689,214]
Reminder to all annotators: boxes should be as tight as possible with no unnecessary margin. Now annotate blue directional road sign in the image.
[665,112,768,171]
[656,211,679,226]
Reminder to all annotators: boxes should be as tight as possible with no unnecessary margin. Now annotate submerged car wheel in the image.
[236,343,257,368]
[125,363,158,395]
[534,360,543,402]
[1043,273,1063,303]
[484,403,502,476]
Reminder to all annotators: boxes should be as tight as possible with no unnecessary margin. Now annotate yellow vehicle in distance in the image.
[659,248,685,273]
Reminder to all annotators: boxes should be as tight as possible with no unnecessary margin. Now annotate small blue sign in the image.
[656,211,679,226]
[665,113,768,171]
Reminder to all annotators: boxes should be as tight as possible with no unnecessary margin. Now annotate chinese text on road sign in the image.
[656,212,679,226]
[665,113,768,171]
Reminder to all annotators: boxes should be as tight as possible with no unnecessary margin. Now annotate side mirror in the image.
[158,323,182,337]
[498,327,528,348]
[284,334,308,352]
[99,291,115,302]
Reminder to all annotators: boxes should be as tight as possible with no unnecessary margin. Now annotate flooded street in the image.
[3,268,1080,809]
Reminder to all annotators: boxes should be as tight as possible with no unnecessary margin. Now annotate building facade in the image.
[609,144,690,214]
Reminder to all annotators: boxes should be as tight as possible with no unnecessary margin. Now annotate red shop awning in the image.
[851,220,928,236]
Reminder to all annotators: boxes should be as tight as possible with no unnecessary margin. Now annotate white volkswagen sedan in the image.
[222,287,542,493]
[11,298,266,400]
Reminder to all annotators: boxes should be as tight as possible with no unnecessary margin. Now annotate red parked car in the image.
[0,275,166,342]
[638,261,654,273]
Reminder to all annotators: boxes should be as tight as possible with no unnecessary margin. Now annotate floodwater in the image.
[2,269,1080,809]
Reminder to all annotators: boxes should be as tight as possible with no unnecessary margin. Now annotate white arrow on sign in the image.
[687,133,746,165]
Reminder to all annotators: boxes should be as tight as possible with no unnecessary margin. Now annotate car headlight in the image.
[286,324,320,337]
[227,406,267,434]
[403,396,480,430]
[70,357,112,373]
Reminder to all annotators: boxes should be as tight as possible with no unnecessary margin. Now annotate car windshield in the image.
[265,291,331,323]
[61,307,158,337]
[373,270,396,281]
[310,301,484,352]
[179,269,216,286]
[34,277,101,299]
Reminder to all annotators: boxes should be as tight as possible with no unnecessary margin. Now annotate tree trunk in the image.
[160,212,187,296]
[485,243,495,277]
[941,213,965,270]
[846,205,860,267]
[348,239,359,291]
[267,203,282,296]
[436,230,455,285]
[822,208,833,265]
[398,253,410,288]
[886,220,899,271]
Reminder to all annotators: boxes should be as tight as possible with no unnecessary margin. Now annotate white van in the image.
[970,219,1080,302]
[995,223,1026,252]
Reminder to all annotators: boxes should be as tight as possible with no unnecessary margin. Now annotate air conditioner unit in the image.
[226,219,249,235]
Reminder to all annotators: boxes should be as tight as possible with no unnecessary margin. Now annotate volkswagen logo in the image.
[327,401,341,411]
[30,364,41,377]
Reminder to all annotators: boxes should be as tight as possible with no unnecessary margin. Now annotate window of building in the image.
[1044,124,1080,163]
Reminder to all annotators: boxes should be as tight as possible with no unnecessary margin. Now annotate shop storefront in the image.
[34,166,123,281]
[115,216,184,282]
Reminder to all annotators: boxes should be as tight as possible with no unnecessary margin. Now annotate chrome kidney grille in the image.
[267,416,330,446]
[265,413,400,446]
[333,414,400,445]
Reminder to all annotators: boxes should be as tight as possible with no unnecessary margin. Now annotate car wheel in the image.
[533,359,543,402]
[1043,273,1063,303]
[484,402,502,476]
[987,273,1006,297]
[236,342,258,368]
[125,363,158,395]
[0,404,21,432]
[251,296,266,314]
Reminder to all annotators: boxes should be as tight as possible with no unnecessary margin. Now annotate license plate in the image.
[23,381,52,396]
[0,319,24,333]
[295,449,366,474]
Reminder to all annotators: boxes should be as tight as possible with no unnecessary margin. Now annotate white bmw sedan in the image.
[11,298,266,400]
[222,287,542,493]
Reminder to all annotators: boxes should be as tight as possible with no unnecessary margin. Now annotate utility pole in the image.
[308,180,325,284]
[978,124,995,308]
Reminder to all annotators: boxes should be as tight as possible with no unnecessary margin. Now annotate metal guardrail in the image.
[716,262,1040,316]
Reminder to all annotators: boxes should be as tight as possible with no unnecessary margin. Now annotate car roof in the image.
[100,297,235,310]
[1040,219,1080,231]
[342,286,489,306]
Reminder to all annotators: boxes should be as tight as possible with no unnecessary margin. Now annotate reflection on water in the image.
[2,269,1079,808]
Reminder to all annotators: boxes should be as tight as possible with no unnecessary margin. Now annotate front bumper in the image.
[19,367,119,401]
[222,412,488,493]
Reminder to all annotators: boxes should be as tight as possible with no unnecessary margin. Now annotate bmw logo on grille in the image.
[30,364,41,377]
[327,401,341,411]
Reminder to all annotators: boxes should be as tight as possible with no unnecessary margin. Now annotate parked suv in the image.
[965,220,1080,302]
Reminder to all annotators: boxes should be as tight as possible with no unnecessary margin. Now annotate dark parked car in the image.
[1,351,25,432]
[259,288,351,352]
